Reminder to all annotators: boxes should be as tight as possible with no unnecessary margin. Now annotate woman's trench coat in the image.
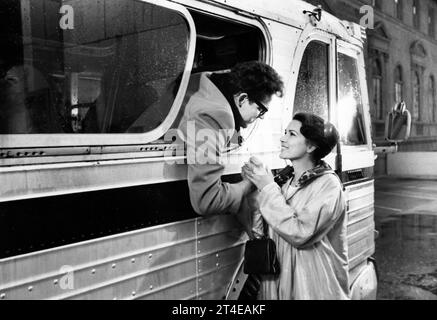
[250,170,350,300]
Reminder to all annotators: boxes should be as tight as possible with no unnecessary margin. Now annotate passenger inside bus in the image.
[176,61,284,218]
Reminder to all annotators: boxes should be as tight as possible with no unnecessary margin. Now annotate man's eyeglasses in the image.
[254,100,268,119]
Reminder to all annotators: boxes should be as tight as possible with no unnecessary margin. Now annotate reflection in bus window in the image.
[337,53,366,146]
[189,10,263,73]
[293,41,329,120]
[0,0,189,134]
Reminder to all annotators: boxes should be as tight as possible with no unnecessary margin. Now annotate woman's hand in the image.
[242,157,275,191]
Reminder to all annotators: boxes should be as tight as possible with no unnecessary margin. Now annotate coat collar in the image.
[275,161,336,200]
[294,161,335,189]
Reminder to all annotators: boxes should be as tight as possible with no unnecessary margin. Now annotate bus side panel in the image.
[196,215,247,300]
[345,180,375,282]
[0,215,245,300]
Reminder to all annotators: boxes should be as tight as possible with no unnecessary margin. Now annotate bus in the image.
[0,0,406,300]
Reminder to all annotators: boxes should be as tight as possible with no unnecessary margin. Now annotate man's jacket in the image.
[177,72,245,216]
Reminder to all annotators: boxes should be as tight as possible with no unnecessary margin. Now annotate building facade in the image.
[308,0,437,158]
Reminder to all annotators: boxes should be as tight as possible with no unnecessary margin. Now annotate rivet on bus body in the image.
[132,291,136,296]
[53,279,58,285]
[0,293,5,299]
[112,263,116,269]
[131,258,135,263]
[149,254,153,259]
[91,269,96,274]
[28,286,33,292]
[149,285,153,290]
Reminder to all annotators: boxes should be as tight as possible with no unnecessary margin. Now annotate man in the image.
[177,61,284,216]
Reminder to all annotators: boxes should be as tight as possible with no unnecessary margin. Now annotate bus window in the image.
[337,52,367,146]
[165,9,265,145]
[293,41,329,120]
[0,0,190,134]
[189,10,264,72]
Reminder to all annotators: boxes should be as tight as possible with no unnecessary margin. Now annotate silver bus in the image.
[0,0,402,300]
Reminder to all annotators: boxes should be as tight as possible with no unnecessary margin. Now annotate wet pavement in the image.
[374,177,437,300]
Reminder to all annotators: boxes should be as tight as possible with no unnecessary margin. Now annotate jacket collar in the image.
[294,161,335,189]
[275,161,336,199]
[209,72,246,132]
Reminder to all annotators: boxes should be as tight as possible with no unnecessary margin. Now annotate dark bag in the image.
[243,238,280,275]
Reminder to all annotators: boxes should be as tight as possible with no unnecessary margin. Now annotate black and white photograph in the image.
[1,0,437,306]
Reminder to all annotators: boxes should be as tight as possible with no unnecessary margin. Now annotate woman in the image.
[242,112,349,300]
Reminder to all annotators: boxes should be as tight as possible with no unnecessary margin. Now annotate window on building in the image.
[337,52,367,146]
[372,59,383,120]
[413,71,421,121]
[394,0,403,21]
[429,76,437,122]
[429,7,436,38]
[413,0,420,30]
[394,65,403,104]
[293,41,329,120]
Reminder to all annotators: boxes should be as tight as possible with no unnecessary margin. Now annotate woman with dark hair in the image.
[242,112,349,300]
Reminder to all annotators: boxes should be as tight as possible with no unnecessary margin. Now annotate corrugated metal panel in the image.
[2,241,197,300]
[134,278,197,300]
[0,214,248,300]
[195,215,247,300]
[348,232,375,270]
[197,263,239,300]
[346,181,375,270]
[63,259,197,300]
[0,219,198,300]
[0,220,195,283]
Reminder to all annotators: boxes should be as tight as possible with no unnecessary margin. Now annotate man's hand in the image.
[242,157,274,191]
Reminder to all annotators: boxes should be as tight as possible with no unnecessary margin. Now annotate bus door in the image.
[335,40,377,299]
